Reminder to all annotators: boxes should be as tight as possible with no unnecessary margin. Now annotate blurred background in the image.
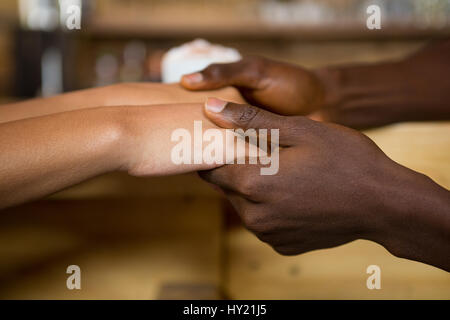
[0,0,449,299]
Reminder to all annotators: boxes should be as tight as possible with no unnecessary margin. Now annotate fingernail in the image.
[183,72,203,84]
[205,98,227,113]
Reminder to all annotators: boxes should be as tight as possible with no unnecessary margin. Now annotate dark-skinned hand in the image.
[181,42,450,130]
[198,98,450,271]
[181,56,325,116]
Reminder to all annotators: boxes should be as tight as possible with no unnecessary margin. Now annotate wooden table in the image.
[0,175,225,299]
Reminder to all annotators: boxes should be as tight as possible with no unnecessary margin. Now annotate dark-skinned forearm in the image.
[369,164,450,271]
[314,40,450,129]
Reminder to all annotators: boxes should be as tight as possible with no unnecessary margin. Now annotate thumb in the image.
[181,61,247,91]
[204,98,306,146]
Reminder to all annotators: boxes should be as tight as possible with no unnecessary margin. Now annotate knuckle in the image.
[250,221,273,236]
[203,64,224,79]
[241,209,262,232]
[241,208,274,235]
[253,57,267,74]
[242,56,267,87]
[273,246,300,256]
[239,106,259,123]
[234,106,260,128]
[240,208,257,228]
[236,173,258,197]
[245,55,265,71]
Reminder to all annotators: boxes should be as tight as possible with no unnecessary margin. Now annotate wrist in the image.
[83,105,146,174]
[112,106,146,173]
[312,61,410,129]
[366,161,450,269]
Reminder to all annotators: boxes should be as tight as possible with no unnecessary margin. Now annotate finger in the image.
[204,98,314,146]
[308,110,326,122]
[197,172,226,195]
[198,164,262,201]
[181,59,256,91]
[223,191,252,216]
[198,165,251,193]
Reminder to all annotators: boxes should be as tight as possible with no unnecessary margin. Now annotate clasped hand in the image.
[182,56,450,271]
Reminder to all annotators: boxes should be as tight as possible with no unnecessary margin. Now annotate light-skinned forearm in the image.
[0,107,126,208]
[0,83,244,123]
[0,103,230,209]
